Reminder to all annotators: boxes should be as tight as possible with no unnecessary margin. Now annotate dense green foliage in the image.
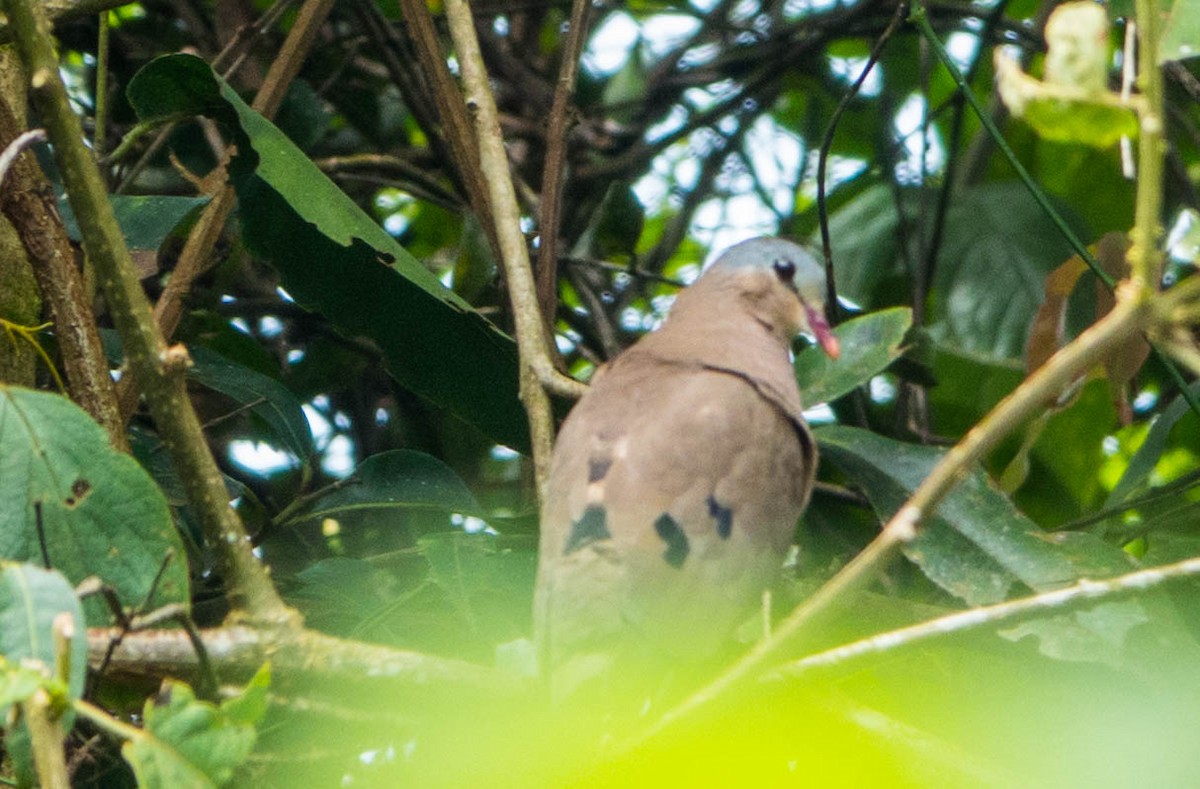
[2,0,1200,784]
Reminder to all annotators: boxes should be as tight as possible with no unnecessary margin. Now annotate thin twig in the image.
[767,554,1200,684]
[534,0,593,329]
[817,0,908,323]
[0,123,43,186]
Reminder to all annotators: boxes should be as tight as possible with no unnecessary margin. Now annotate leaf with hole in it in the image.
[815,425,1134,605]
[794,307,912,405]
[123,666,269,787]
[0,387,188,624]
[126,53,528,452]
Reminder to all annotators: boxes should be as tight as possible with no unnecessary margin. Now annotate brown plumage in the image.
[534,237,839,700]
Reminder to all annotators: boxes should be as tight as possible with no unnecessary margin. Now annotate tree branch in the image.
[88,625,529,700]
[3,0,295,623]
[0,97,126,449]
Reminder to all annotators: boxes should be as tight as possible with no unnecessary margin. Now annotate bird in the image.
[533,236,840,704]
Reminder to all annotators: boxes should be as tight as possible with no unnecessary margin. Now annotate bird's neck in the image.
[633,301,804,419]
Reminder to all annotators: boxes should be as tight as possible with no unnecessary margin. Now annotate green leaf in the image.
[0,563,87,786]
[100,333,305,456]
[420,532,537,641]
[58,194,209,252]
[290,557,407,639]
[1015,379,1118,525]
[1161,0,1200,62]
[123,675,265,788]
[1020,97,1138,148]
[0,660,45,708]
[794,307,912,404]
[126,54,529,451]
[820,183,906,307]
[0,387,189,623]
[218,663,270,727]
[926,345,1024,438]
[816,426,1133,605]
[0,563,86,706]
[187,345,315,460]
[933,183,1088,359]
[283,449,482,528]
[1106,381,1200,506]
[998,601,1149,668]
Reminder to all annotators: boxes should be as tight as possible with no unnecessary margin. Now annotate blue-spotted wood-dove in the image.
[534,236,839,700]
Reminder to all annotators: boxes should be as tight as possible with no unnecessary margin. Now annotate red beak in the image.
[805,306,841,360]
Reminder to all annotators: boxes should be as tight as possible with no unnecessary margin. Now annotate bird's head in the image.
[702,237,841,359]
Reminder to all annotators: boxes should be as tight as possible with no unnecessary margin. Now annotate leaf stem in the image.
[1129,0,1164,287]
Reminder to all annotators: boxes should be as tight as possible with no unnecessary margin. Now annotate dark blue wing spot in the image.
[654,514,689,569]
[707,494,733,540]
[564,506,610,554]
[587,456,612,484]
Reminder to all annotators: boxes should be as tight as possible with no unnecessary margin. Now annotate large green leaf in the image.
[123,666,269,788]
[794,307,912,405]
[0,387,189,623]
[816,425,1133,605]
[933,182,1088,360]
[420,531,537,643]
[125,54,528,451]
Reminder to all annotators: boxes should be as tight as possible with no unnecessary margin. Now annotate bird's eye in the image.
[771,258,796,284]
